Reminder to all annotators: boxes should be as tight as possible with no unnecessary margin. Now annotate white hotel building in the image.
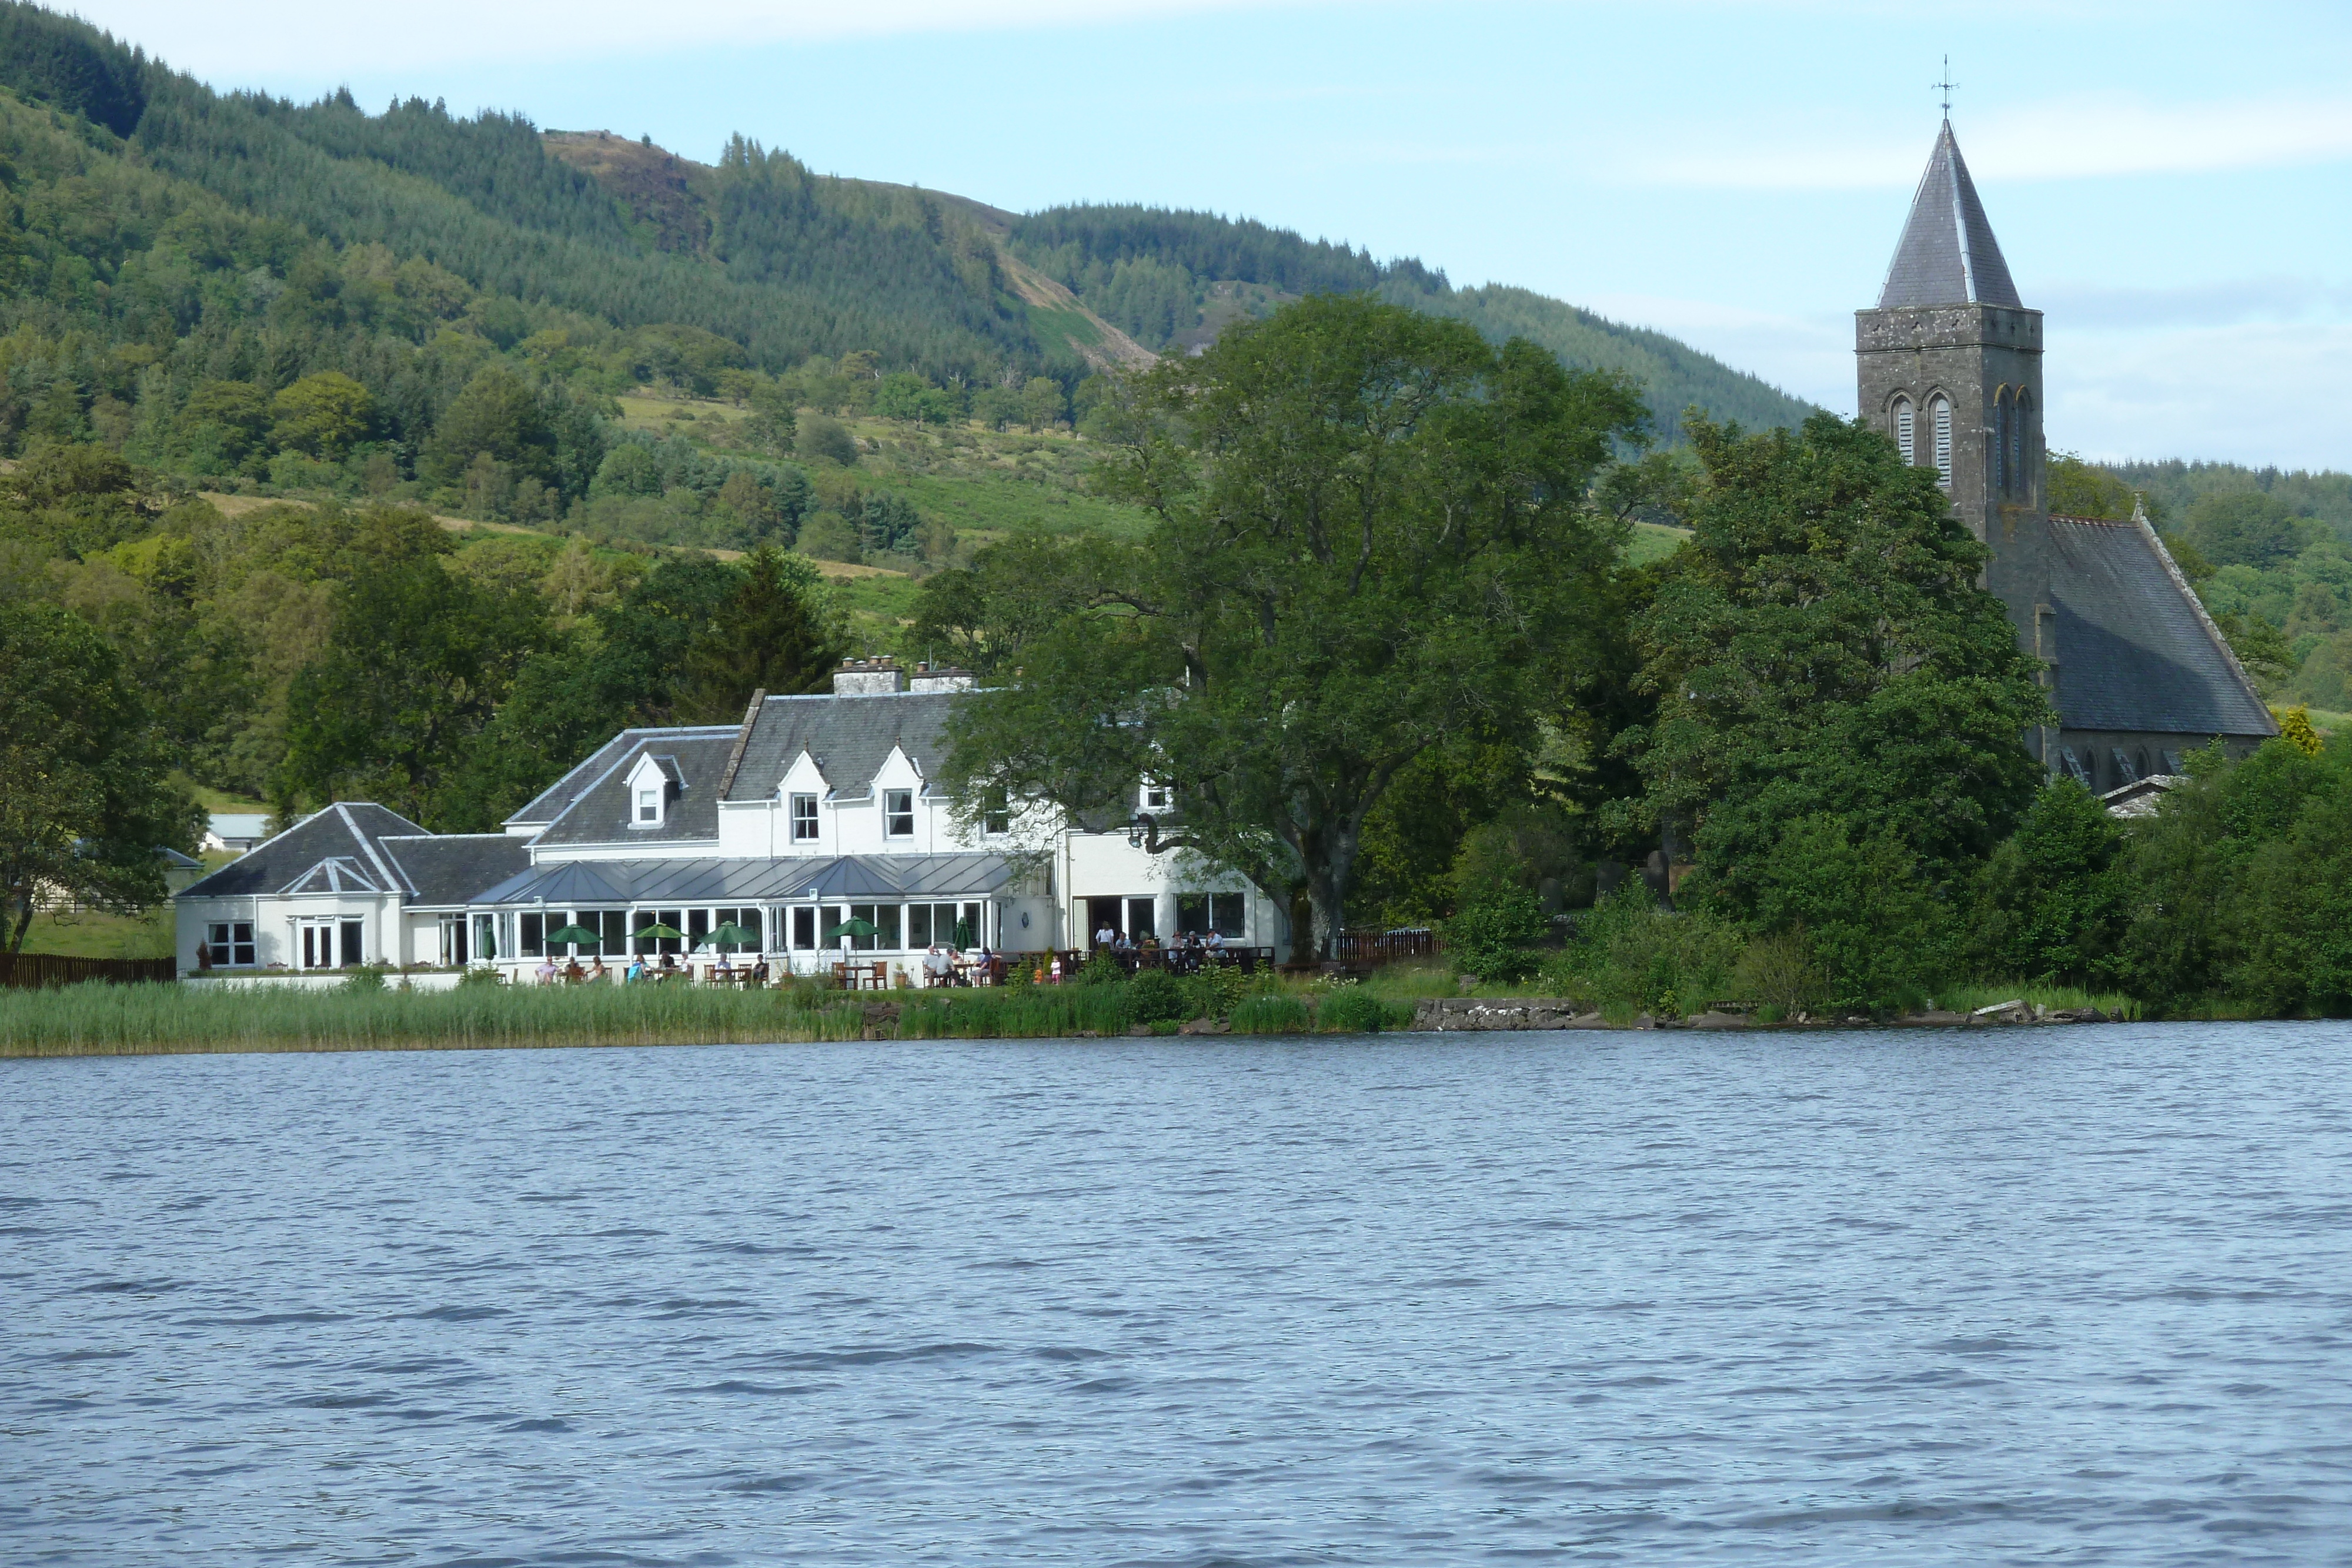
[172,658,1289,979]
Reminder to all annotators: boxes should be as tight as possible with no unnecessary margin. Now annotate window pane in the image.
[1176,894,1207,934]
[689,909,710,947]
[877,904,903,950]
[520,912,544,957]
[793,907,816,949]
[1213,894,1247,938]
[847,904,877,951]
[960,904,981,948]
[1127,898,1157,940]
[907,904,932,947]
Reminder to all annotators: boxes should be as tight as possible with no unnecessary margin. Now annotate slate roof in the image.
[2048,515,2277,738]
[526,730,741,848]
[176,804,428,900]
[471,853,1017,908]
[377,834,531,907]
[723,690,960,804]
[1880,122,2023,310]
[506,725,737,826]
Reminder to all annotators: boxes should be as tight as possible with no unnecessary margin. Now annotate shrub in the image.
[1730,928,1824,1017]
[1127,968,1187,1023]
[1179,963,1250,1021]
[1965,778,2129,988]
[342,965,385,994]
[1546,884,1741,1017]
[1441,886,1548,982]
[456,964,504,989]
[1317,987,1386,1033]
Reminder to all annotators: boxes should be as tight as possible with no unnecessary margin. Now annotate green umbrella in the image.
[823,917,876,943]
[544,924,602,947]
[633,922,687,942]
[707,922,761,949]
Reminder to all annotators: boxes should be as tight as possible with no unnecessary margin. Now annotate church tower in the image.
[1856,121,2050,668]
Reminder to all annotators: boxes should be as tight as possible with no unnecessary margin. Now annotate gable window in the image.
[982,788,1010,837]
[884,788,915,838]
[204,921,256,967]
[1930,396,1953,488]
[1141,781,1172,813]
[635,787,661,825]
[1893,397,1915,465]
[790,792,819,841]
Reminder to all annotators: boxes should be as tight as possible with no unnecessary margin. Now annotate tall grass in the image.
[894,988,1136,1039]
[0,982,874,1058]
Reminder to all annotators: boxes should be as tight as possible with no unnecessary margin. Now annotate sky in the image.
[71,0,2352,470]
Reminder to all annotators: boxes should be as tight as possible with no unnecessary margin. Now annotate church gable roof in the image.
[1880,122,2022,310]
[2048,514,2278,739]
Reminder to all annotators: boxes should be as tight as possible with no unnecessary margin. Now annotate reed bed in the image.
[0,981,874,1058]
[894,989,1142,1040]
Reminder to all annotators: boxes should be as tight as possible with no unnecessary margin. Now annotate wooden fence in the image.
[0,954,179,990]
[1334,929,1441,967]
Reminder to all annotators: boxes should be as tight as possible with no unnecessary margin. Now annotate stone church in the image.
[1858,122,2277,788]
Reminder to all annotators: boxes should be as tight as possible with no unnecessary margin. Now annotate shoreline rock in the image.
[1408,997,2114,1032]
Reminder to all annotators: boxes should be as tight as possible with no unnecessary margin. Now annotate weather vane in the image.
[1935,55,1957,121]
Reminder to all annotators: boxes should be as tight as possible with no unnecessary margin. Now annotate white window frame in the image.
[205,920,256,967]
[884,788,915,838]
[789,792,820,841]
[634,786,662,827]
[1140,781,1173,814]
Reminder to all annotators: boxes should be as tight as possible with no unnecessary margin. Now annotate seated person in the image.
[750,959,770,984]
[1205,929,1227,953]
[590,957,609,983]
[1112,931,1135,954]
[563,959,586,982]
[535,956,559,985]
[973,945,994,985]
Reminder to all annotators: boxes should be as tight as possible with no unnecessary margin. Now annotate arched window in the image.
[1893,397,1915,465]
[1993,389,2010,493]
[1930,396,1953,489]
[2012,390,2032,496]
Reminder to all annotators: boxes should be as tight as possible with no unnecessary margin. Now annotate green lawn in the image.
[16,905,176,959]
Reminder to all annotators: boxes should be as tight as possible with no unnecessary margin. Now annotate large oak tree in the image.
[938,295,1648,959]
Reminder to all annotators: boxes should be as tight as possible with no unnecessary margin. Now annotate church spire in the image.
[1878,122,2021,309]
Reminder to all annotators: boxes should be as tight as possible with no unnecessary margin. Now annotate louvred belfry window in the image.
[1993,393,2010,493]
[1894,398,1915,465]
[1931,397,1953,488]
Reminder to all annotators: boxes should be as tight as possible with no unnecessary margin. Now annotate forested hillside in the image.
[1008,203,1820,436]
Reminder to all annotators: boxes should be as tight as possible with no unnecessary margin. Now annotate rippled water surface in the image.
[7,1025,2352,1564]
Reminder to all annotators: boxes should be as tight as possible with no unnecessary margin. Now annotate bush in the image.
[456,964,505,989]
[1441,886,1549,982]
[1179,963,1250,1021]
[1545,884,1741,1017]
[342,965,385,993]
[1127,968,1187,1023]
[1316,987,1386,1033]
[1730,928,1824,1017]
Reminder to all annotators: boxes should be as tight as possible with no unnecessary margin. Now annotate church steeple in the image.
[1879,122,2021,309]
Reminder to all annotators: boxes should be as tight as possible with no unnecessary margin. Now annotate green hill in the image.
[1006,203,1818,437]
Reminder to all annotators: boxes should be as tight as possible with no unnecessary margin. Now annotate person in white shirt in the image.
[923,944,953,986]
[1095,921,1117,950]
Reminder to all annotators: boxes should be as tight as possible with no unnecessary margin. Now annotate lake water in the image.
[6,1025,2352,1565]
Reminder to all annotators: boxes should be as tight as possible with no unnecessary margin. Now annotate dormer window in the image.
[1141,781,1172,813]
[884,788,915,837]
[625,752,680,829]
[790,792,819,841]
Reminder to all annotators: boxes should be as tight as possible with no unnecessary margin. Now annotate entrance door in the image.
[300,921,336,969]
[1085,897,1124,948]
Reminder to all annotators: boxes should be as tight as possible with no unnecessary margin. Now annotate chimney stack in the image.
[832,656,905,696]
[908,660,976,693]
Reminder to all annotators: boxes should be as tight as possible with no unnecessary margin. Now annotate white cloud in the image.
[2050,321,2352,467]
[1640,94,2352,190]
